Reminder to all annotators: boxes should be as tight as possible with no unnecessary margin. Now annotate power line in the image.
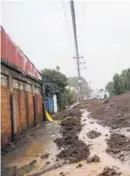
[80,0,87,57]
[80,0,86,38]
[61,0,73,49]
[70,0,82,102]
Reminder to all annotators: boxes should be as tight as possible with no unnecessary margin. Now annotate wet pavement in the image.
[2,109,130,176]
[2,121,61,175]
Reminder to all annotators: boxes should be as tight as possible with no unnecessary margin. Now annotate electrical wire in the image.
[61,0,73,49]
[78,0,86,51]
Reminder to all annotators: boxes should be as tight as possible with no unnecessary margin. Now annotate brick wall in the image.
[19,90,27,131]
[13,89,27,134]
[36,94,43,122]
[1,66,44,148]
[28,92,34,127]
[13,90,21,134]
[1,86,11,148]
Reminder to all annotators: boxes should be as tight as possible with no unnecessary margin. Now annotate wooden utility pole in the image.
[70,0,82,102]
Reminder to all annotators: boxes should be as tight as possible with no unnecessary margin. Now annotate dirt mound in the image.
[86,92,130,129]
[87,130,101,139]
[54,135,78,149]
[98,167,121,176]
[106,133,130,161]
[54,109,90,163]
[57,140,90,163]
[61,117,82,136]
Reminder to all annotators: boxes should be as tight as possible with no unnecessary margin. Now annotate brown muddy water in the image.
[2,110,130,176]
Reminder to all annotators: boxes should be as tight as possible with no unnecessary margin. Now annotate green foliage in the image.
[41,69,77,109]
[113,74,123,95]
[106,81,114,96]
[41,69,67,109]
[106,68,130,96]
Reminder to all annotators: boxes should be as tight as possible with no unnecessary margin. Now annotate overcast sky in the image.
[1,0,130,90]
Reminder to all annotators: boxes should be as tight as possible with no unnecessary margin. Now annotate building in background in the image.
[1,26,45,148]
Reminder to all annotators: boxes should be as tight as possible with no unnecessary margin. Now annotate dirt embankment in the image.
[83,93,130,165]
[54,107,90,163]
[84,92,130,129]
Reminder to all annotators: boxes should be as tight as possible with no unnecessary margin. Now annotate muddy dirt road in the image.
[1,96,130,176]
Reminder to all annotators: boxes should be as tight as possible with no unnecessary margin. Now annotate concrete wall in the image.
[1,63,44,148]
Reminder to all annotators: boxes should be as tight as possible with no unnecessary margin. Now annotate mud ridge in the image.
[54,107,90,163]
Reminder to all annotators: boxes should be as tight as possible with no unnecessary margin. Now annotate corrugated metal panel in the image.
[1,26,42,80]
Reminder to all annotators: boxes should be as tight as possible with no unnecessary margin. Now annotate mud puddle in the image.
[2,109,130,176]
[42,110,130,176]
[1,121,61,176]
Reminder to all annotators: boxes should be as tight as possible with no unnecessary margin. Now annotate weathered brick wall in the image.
[19,90,27,131]
[1,86,11,148]
[13,89,27,134]
[27,92,34,127]
[1,65,44,148]
[36,94,43,122]
[13,90,21,135]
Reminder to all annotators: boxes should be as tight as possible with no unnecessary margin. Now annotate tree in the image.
[106,81,114,96]
[41,69,68,109]
[121,68,130,92]
[106,68,130,97]
[41,69,77,109]
[113,74,122,95]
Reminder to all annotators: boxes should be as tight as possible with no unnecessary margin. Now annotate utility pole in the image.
[70,0,82,102]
